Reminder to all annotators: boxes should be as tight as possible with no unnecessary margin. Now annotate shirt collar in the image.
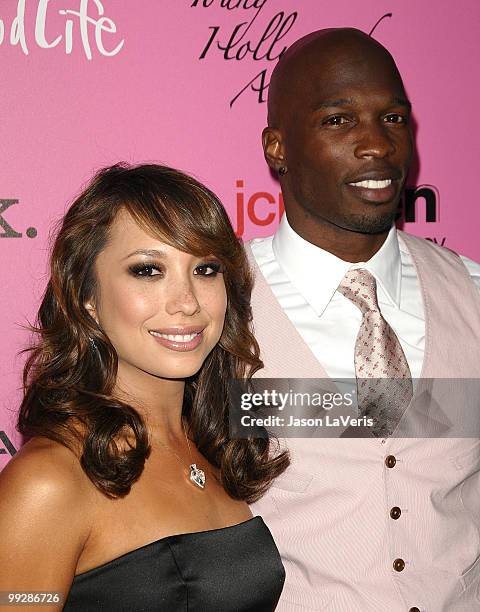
[272,215,401,316]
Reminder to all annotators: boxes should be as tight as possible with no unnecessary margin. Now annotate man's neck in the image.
[286,212,391,263]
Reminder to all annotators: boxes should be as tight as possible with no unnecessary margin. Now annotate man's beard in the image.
[339,208,398,234]
[303,205,398,235]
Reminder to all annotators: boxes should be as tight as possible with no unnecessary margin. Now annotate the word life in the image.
[0,0,124,60]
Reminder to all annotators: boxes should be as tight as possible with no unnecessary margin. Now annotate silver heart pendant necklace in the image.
[189,463,206,490]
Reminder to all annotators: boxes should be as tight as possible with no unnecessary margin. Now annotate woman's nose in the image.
[165,282,201,316]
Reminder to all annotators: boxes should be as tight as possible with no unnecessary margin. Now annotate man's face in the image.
[272,45,413,235]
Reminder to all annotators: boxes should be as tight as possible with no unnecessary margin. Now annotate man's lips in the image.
[148,326,205,352]
[345,173,401,204]
[345,169,402,184]
[348,178,393,189]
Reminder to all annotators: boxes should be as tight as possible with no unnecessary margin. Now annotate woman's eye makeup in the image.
[194,261,223,277]
[128,262,163,277]
[127,260,223,279]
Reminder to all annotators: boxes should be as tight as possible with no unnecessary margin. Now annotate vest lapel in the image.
[245,243,329,380]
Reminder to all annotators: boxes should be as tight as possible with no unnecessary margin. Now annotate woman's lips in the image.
[148,329,203,352]
[346,178,398,203]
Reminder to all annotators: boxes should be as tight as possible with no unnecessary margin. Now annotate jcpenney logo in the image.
[0,431,17,456]
[233,183,440,238]
[0,199,37,238]
[1,0,124,60]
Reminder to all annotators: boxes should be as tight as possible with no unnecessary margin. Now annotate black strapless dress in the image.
[63,516,284,611]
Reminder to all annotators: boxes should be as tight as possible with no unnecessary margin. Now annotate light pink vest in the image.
[248,231,480,612]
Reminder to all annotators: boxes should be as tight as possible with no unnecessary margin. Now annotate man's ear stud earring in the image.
[278,166,288,176]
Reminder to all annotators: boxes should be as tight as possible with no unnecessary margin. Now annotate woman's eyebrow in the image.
[122,248,167,260]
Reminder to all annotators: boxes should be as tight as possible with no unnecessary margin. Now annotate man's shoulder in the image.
[459,253,480,284]
[397,229,480,287]
[397,229,453,254]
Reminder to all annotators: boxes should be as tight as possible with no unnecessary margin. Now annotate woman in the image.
[0,163,289,610]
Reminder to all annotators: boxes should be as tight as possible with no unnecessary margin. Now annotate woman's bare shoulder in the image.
[0,437,98,593]
[1,436,93,498]
[0,436,97,533]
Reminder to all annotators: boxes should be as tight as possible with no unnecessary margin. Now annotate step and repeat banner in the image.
[1,0,479,464]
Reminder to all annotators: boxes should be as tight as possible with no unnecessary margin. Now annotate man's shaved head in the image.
[268,28,405,127]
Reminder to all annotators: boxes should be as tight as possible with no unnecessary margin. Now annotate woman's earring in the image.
[85,302,98,325]
[278,166,288,176]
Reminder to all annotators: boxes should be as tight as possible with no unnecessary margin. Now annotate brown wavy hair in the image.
[18,163,289,501]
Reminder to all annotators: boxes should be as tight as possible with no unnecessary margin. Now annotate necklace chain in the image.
[156,419,206,490]
[182,419,194,461]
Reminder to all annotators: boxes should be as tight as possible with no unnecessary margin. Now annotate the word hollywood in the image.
[191,0,297,107]
[190,4,394,107]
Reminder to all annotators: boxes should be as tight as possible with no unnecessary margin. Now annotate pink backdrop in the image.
[1,0,479,464]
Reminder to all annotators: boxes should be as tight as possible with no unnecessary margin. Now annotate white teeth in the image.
[350,179,392,189]
[149,331,199,342]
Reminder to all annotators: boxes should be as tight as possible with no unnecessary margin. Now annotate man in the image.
[248,29,480,611]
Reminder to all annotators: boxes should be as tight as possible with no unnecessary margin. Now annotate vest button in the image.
[393,558,405,572]
[385,455,397,468]
[409,608,421,612]
[390,506,402,520]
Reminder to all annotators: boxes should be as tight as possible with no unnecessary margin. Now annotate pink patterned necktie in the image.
[337,268,413,437]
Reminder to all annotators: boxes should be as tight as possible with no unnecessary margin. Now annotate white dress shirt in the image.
[250,215,480,380]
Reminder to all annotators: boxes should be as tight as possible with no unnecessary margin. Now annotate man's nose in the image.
[354,121,395,159]
[165,281,201,316]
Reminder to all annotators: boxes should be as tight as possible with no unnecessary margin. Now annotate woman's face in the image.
[87,209,227,381]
